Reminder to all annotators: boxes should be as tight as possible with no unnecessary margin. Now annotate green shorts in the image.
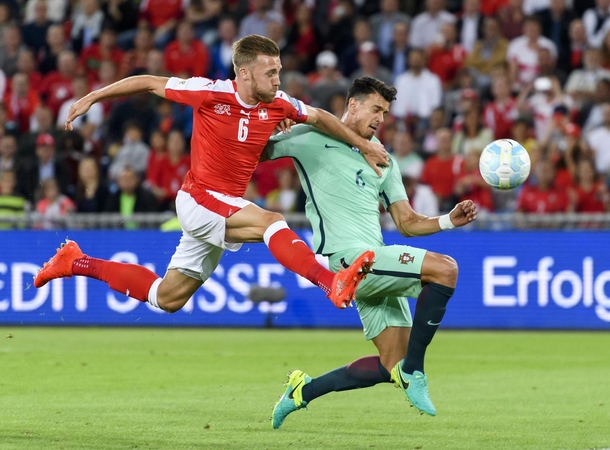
[329,245,427,341]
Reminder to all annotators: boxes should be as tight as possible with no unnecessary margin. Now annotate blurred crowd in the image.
[0,0,609,230]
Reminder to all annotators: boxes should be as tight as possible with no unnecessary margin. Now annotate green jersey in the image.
[266,124,408,255]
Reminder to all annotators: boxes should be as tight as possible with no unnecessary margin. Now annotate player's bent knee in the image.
[157,292,190,313]
[265,211,286,228]
[422,252,459,286]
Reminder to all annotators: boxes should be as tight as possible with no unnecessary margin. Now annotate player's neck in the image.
[235,83,258,106]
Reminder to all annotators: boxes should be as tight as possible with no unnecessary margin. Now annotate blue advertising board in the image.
[0,230,609,329]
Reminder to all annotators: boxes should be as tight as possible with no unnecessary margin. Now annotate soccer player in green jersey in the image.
[266,77,478,427]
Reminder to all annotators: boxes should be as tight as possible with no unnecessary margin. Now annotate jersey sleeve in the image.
[276,90,308,123]
[266,124,315,160]
[379,156,408,210]
[165,77,212,108]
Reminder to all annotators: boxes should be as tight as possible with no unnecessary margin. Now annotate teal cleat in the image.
[271,370,311,429]
[390,363,436,416]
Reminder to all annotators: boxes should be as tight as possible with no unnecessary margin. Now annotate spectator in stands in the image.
[15,48,42,90]
[20,105,55,157]
[325,0,357,57]
[369,0,410,59]
[392,48,443,127]
[286,4,321,74]
[145,129,166,182]
[148,129,189,210]
[267,19,289,56]
[466,17,509,88]
[585,102,610,177]
[421,127,463,211]
[185,0,223,44]
[349,41,393,86]
[121,26,153,76]
[409,0,455,50]
[484,75,519,139]
[238,0,284,38]
[517,158,568,213]
[537,45,567,85]
[108,122,150,183]
[583,0,610,48]
[402,175,439,217]
[421,107,446,157]
[164,21,210,78]
[0,134,18,173]
[511,115,539,153]
[428,22,467,89]
[101,0,139,51]
[457,0,484,54]
[381,21,410,82]
[265,166,298,213]
[454,149,495,211]
[568,19,588,71]
[106,92,158,144]
[4,72,40,134]
[392,131,423,178]
[17,132,71,201]
[57,76,103,134]
[75,156,108,213]
[24,0,67,23]
[35,177,76,228]
[507,15,557,89]
[538,0,574,71]
[71,0,104,54]
[0,170,28,228]
[139,0,186,49]
[104,165,158,227]
[309,51,349,111]
[339,18,372,77]
[498,0,526,40]
[208,16,237,80]
[40,50,77,115]
[38,24,67,75]
[452,107,494,155]
[444,67,478,122]
[0,4,14,51]
[21,0,52,55]
[567,157,610,213]
[565,48,610,107]
[0,25,25,78]
[520,75,571,140]
[79,26,124,82]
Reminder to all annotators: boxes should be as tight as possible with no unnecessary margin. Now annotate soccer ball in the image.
[479,139,531,190]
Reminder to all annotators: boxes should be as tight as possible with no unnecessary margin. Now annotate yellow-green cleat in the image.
[271,370,311,429]
[390,362,436,416]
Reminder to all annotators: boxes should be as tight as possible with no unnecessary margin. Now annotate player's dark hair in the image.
[232,34,280,71]
[346,77,397,107]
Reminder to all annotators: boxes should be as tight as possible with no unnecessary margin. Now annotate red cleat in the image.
[34,240,85,288]
[328,250,375,309]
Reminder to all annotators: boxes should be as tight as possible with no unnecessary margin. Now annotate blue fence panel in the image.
[0,230,609,329]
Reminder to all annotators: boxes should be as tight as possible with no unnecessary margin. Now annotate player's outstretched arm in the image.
[304,105,389,177]
[389,200,478,237]
[65,75,170,130]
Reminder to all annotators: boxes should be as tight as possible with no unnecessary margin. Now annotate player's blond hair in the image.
[232,35,280,72]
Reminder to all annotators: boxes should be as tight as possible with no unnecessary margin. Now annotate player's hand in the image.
[360,141,389,177]
[275,118,295,134]
[65,97,92,130]
[449,200,478,227]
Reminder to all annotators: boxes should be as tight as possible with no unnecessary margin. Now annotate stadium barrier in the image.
[0,230,609,330]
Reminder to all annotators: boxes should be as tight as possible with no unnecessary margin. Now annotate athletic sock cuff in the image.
[426,282,455,297]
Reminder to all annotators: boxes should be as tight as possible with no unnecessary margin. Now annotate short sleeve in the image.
[165,77,212,108]
[266,124,315,160]
[379,156,408,210]
[275,90,308,123]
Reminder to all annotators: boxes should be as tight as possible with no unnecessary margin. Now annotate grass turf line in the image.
[0,328,608,450]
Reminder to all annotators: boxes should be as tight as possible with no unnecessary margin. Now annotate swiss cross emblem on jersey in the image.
[214,104,231,116]
[258,108,268,120]
[398,253,415,264]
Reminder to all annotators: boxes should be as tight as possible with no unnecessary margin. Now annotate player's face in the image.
[248,55,281,104]
[350,93,390,140]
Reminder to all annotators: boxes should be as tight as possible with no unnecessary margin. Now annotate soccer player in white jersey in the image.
[34,35,389,316]
[267,77,478,426]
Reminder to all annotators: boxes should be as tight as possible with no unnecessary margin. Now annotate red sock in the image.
[266,227,335,294]
[72,257,160,302]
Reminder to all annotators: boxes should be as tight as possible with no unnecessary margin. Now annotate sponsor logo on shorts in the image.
[398,253,415,264]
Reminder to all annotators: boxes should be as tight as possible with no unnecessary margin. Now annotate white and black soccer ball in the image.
[479,139,531,190]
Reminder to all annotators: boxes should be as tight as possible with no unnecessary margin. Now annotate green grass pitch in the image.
[0,328,608,450]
